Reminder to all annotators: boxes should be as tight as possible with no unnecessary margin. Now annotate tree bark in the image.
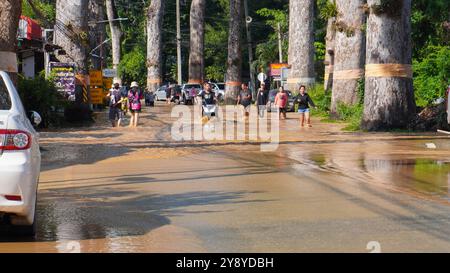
[324,15,336,92]
[147,0,165,92]
[362,0,416,131]
[55,0,90,75]
[225,0,242,104]
[89,0,106,70]
[331,0,366,116]
[188,0,206,84]
[105,0,122,84]
[287,0,315,91]
[0,0,22,85]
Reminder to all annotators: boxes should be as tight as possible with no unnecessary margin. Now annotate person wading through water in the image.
[237,83,252,117]
[107,81,124,128]
[128,82,143,128]
[295,85,317,127]
[256,82,268,118]
[275,86,288,120]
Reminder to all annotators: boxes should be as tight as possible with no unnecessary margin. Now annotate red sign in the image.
[270,63,289,77]
[18,16,42,40]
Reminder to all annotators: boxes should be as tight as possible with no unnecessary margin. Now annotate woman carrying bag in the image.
[128,82,144,128]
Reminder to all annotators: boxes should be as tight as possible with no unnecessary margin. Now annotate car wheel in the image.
[13,218,36,237]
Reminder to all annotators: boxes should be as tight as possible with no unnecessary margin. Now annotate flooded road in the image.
[1,103,449,253]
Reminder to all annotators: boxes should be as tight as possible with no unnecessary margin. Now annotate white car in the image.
[155,86,168,101]
[0,71,41,236]
[211,83,225,102]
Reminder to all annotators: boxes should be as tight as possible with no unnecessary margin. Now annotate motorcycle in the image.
[202,103,218,118]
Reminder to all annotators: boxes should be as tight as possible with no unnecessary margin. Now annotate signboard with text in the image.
[50,62,76,97]
[90,88,104,104]
[89,70,103,87]
[103,69,117,78]
[270,63,289,78]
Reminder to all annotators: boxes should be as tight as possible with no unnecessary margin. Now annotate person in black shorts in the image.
[295,85,317,127]
[237,83,252,116]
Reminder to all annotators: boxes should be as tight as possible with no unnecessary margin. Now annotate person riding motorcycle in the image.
[198,82,218,119]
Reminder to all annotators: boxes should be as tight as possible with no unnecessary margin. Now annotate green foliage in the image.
[317,0,337,20]
[118,46,147,87]
[336,103,363,131]
[21,0,56,25]
[412,0,450,57]
[314,41,326,62]
[252,7,289,72]
[205,66,226,82]
[413,45,450,107]
[205,23,228,82]
[308,84,331,117]
[256,8,288,30]
[17,72,66,128]
[357,77,365,105]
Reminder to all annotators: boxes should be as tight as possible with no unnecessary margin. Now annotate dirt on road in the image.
[1,103,450,253]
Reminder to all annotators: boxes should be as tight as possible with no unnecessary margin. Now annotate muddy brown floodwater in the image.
[1,103,450,253]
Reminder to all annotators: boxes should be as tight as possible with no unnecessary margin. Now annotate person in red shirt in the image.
[274,86,288,120]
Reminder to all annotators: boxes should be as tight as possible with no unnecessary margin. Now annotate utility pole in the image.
[278,23,283,63]
[243,0,255,93]
[176,0,182,85]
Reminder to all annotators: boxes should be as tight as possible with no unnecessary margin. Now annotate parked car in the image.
[181,84,202,105]
[0,71,42,236]
[155,85,169,101]
[267,89,296,112]
[170,85,183,105]
[211,83,225,102]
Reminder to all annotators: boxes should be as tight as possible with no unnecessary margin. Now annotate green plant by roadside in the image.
[336,103,363,131]
[17,73,67,128]
[413,44,450,107]
[308,84,331,118]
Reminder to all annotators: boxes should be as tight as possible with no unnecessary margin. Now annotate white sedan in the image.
[0,71,41,236]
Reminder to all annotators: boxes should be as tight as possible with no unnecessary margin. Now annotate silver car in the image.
[155,86,169,101]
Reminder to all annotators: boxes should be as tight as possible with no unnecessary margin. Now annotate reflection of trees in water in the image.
[363,158,450,196]
[0,78,12,110]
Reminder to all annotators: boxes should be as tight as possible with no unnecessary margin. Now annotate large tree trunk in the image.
[287,0,315,91]
[105,0,122,84]
[55,0,90,75]
[225,0,242,104]
[330,0,366,116]
[188,0,206,84]
[89,0,106,70]
[0,0,22,85]
[324,14,336,92]
[362,0,416,130]
[147,0,165,92]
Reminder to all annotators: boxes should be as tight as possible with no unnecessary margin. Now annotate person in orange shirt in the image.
[274,86,288,120]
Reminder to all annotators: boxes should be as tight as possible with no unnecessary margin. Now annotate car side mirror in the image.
[29,111,42,127]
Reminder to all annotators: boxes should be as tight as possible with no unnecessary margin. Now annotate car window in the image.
[0,76,12,110]
[217,84,225,90]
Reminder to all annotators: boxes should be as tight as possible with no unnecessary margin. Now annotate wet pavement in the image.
[1,103,450,253]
